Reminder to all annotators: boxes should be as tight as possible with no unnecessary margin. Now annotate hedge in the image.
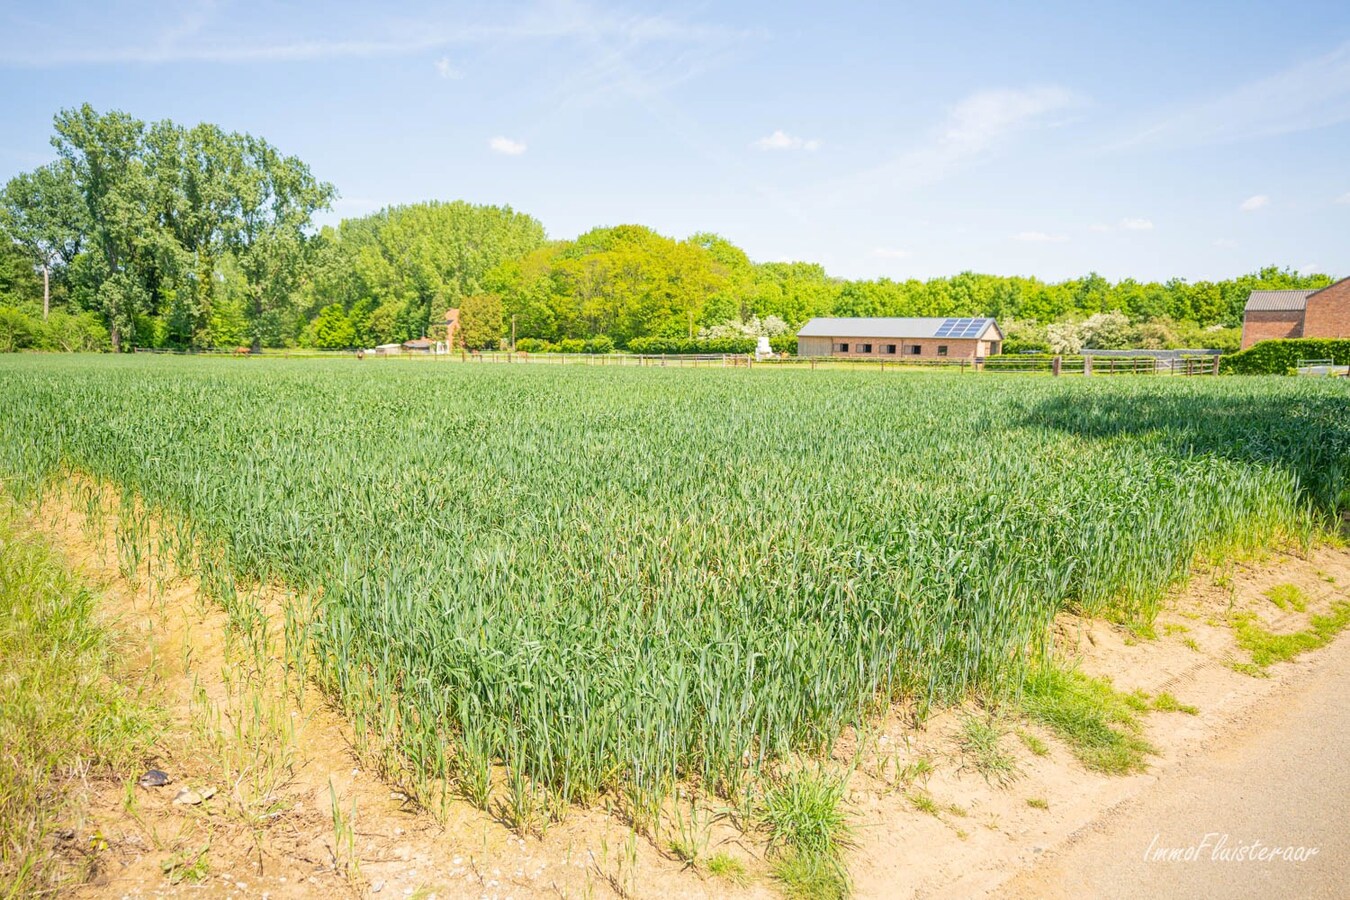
[1219,339,1350,375]
[626,335,757,355]
[513,336,615,354]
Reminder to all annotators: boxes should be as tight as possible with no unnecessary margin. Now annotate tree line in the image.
[0,106,1336,353]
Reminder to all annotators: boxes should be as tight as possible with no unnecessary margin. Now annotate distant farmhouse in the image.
[1241,277,1350,349]
[796,317,1003,359]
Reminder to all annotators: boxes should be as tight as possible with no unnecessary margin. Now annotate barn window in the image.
[883,344,897,354]
[857,343,873,353]
[909,345,922,355]
[937,345,948,357]
[833,342,849,353]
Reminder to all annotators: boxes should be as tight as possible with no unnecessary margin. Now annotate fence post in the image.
[1212,355,1221,376]
[1052,355,1062,377]
[1083,355,1092,376]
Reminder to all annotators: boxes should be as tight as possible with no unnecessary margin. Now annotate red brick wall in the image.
[825,337,987,359]
[1241,310,1303,349]
[1303,278,1350,340]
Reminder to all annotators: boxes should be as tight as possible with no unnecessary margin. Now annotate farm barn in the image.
[796,317,1003,359]
[402,338,435,354]
[1240,277,1350,349]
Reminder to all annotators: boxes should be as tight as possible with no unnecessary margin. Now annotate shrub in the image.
[627,335,756,355]
[41,310,111,352]
[1000,338,1051,355]
[557,338,586,354]
[769,334,797,355]
[0,306,39,352]
[1219,339,1350,375]
[513,338,554,353]
[584,335,614,354]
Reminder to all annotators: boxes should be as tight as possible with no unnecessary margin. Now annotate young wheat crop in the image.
[0,356,1343,818]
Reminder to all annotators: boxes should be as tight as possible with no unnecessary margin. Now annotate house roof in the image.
[1244,290,1315,312]
[796,317,1000,340]
[403,338,434,348]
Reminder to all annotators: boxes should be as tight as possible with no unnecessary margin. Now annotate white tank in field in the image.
[756,336,772,359]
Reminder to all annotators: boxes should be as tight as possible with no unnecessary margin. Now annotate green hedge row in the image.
[513,336,615,354]
[1219,339,1350,375]
[626,335,758,355]
[0,306,112,353]
[505,334,799,356]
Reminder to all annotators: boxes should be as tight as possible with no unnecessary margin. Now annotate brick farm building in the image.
[796,317,1003,359]
[1241,277,1350,349]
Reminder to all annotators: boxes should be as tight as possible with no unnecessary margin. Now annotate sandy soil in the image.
[995,626,1350,899]
[22,482,1350,899]
[843,545,1350,899]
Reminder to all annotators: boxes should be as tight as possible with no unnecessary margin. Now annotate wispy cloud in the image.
[753,130,821,151]
[434,56,462,79]
[1120,41,1350,148]
[1090,218,1154,233]
[1014,231,1069,243]
[1299,261,1320,274]
[1240,194,1269,212]
[818,85,1081,199]
[871,247,910,259]
[489,136,527,156]
[0,1,755,67]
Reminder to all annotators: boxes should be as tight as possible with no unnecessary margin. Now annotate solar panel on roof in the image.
[935,317,987,339]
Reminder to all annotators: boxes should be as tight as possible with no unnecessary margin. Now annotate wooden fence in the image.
[135,347,1224,376]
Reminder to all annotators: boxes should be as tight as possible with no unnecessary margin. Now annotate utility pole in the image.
[511,315,517,352]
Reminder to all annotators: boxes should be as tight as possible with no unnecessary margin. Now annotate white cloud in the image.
[1119,217,1154,231]
[488,136,527,156]
[1336,191,1350,205]
[1240,194,1269,212]
[1120,40,1350,148]
[753,130,822,151]
[1014,231,1069,243]
[939,87,1079,158]
[872,247,910,259]
[434,56,462,79]
[820,85,1080,199]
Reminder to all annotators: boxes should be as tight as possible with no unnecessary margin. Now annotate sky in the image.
[2,0,1349,282]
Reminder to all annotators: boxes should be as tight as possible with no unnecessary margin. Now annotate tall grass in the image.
[0,356,1342,820]
[0,498,159,897]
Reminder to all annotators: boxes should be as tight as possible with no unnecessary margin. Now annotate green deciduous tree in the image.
[458,292,504,350]
[0,161,86,318]
[309,303,356,349]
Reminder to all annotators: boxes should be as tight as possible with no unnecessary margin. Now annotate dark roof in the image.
[796,317,1000,340]
[403,338,434,348]
[1244,289,1314,312]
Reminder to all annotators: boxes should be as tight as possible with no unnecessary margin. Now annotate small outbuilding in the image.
[403,338,435,354]
[796,317,1003,359]
[1241,277,1350,349]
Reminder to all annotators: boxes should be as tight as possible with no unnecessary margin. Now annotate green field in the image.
[0,356,1344,819]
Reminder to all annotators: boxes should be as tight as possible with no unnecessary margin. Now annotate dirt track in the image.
[997,630,1350,899]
